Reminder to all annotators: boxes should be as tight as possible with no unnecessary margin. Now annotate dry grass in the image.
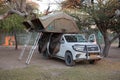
[0,45,120,80]
[0,59,120,80]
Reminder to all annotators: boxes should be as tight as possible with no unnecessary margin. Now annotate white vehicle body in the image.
[39,33,102,66]
[55,34,101,60]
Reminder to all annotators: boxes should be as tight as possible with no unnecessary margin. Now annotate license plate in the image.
[90,54,97,59]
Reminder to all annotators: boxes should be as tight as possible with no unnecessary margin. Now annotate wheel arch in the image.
[65,50,73,58]
[64,50,75,66]
[65,50,72,54]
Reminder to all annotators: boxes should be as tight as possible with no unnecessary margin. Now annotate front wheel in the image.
[89,60,95,64]
[65,52,75,66]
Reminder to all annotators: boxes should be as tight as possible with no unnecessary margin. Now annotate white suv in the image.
[38,33,102,66]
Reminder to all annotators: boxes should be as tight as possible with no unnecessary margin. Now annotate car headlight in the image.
[72,45,85,52]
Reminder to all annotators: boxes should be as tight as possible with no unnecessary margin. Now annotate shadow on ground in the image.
[0,44,120,70]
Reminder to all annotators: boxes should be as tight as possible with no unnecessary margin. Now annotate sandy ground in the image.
[0,44,120,70]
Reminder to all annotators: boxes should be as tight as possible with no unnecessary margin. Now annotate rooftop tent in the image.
[23,12,80,33]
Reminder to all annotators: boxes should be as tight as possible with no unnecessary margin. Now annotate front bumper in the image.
[75,55,102,62]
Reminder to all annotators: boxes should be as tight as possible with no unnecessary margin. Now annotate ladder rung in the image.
[19,32,32,60]
[26,32,42,64]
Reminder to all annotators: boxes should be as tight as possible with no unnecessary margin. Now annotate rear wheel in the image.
[43,50,51,59]
[38,44,41,54]
[65,52,75,66]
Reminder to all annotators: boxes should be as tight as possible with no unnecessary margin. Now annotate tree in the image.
[61,0,84,9]
[118,37,120,48]
[88,0,120,57]
[0,0,39,49]
[0,0,39,20]
[61,0,120,57]
[0,14,24,49]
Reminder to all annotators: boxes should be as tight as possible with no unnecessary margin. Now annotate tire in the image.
[89,60,95,64]
[65,52,75,66]
[43,50,51,59]
[38,44,41,54]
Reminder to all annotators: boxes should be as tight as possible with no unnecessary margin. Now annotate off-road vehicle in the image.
[38,33,102,66]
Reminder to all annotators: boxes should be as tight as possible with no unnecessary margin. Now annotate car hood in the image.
[67,42,98,46]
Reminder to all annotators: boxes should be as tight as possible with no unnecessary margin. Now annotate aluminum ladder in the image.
[19,32,42,64]
[19,32,32,60]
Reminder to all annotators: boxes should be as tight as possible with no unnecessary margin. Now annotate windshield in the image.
[64,34,87,42]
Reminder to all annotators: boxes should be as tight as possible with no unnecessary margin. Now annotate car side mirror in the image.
[60,40,65,44]
[90,40,94,42]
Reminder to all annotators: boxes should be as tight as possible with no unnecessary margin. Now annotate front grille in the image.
[87,46,99,51]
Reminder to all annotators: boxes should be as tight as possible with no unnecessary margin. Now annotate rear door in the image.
[88,34,97,44]
[56,36,66,58]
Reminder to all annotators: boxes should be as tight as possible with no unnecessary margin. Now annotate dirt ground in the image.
[0,44,120,70]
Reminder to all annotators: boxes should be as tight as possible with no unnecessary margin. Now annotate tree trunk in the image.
[14,31,18,50]
[103,32,111,57]
[21,0,27,12]
[103,42,111,57]
[118,37,120,48]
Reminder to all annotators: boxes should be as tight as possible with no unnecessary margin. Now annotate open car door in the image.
[88,34,97,44]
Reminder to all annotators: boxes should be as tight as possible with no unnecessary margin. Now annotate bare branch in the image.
[10,9,28,16]
[20,0,26,12]
[110,33,120,43]
[0,9,28,20]
[0,0,38,20]
[45,5,52,15]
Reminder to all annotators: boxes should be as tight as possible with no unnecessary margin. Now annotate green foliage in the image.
[0,1,9,15]
[69,13,82,30]
[109,16,120,33]
[63,9,98,35]
[0,14,24,32]
[84,0,120,33]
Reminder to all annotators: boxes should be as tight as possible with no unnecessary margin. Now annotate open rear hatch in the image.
[23,18,45,32]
